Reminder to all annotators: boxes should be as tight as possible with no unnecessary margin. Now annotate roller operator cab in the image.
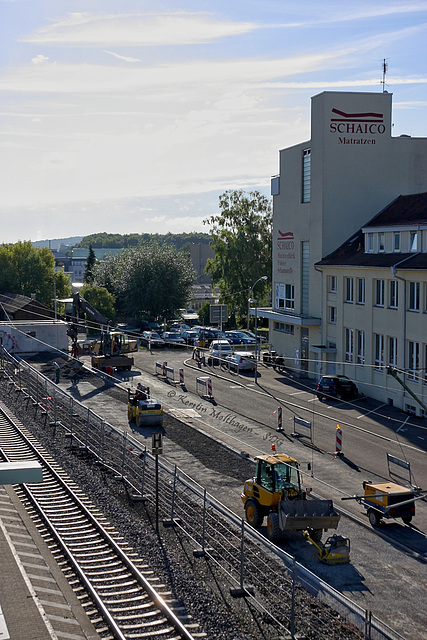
[242,453,340,542]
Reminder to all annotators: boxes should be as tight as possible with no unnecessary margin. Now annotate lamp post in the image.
[248,297,259,383]
[247,275,267,330]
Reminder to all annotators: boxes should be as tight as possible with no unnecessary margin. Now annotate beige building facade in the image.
[258,90,427,413]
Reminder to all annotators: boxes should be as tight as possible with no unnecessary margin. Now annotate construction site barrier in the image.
[179,368,184,385]
[291,416,313,443]
[155,361,168,377]
[335,424,343,455]
[196,376,213,399]
[277,406,283,431]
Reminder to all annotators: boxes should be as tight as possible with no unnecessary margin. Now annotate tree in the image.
[197,301,210,326]
[0,241,71,307]
[83,245,96,284]
[80,284,116,321]
[204,190,272,323]
[93,243,195,321]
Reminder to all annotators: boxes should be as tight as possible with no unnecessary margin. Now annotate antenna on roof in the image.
[381,58,388,93]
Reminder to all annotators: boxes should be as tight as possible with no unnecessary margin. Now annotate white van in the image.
[208,339,233,364]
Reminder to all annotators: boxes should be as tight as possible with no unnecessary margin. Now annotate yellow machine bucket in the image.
[303,532,350,565]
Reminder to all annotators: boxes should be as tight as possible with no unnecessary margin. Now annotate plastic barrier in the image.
[277,406,283,431]
[196,376,213,399]
[335,424,343,455]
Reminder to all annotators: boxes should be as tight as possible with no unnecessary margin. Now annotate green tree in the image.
[204,190,272,322]
[197,301,210,326]
[80,284,116,321]
[0,241,71,307]
[93,243,195,321]
[83,245,96,284]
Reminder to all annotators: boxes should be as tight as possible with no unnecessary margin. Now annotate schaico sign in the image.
[330,108,386,144]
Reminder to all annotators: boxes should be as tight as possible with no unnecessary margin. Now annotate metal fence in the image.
[0,347,405,640]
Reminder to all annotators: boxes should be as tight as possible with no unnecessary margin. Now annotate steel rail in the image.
[0,405,197,640]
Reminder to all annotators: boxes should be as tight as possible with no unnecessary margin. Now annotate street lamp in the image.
[248,297,260,383]
[247,275,267,330]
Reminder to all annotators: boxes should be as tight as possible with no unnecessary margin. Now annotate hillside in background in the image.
[32,237,83,250]
[75,232,212,251]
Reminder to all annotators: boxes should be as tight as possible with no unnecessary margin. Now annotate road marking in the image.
[396,416,410,434]
[356,403,387,419]
[289,391,306,396]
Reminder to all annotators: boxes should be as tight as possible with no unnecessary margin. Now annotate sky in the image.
[0,1,426,244]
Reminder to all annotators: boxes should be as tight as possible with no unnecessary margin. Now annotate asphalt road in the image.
[63,345,427,640]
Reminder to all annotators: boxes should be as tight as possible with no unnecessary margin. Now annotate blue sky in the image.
[1,1,426,243]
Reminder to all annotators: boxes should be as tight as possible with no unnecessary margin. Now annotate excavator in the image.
[69,293,137,372]
[242,448,340,543]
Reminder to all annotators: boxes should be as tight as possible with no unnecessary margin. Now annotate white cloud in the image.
[22,11,257,46]
[103,50,141,62]
[31,54,49,64]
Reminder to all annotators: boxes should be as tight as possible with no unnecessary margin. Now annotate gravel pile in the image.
[0,357,363,640]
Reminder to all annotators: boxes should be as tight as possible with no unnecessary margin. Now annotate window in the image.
[389,280,398,309]
[393,232,400,252]
[328,275,337,293]
[367,233,374,253]
[345,328,354,362]
[302,149,311,203]
[357,278,365,304]
[285,284,295,310]
[409,282,420,311]
[388,337,398,367]
[409,231,418,252]
[345,277,354,303]
[328,306,337,324]
[378,232,385,252]
[375,279,385,306]
[374,334,384,370]
[408,341,420,381]
[356,330,365,364]
[275,322,294,335]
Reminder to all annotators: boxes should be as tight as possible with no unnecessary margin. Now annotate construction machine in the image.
[343,480,419,527]
[303,532,350,565]
[91,331,138,372]
[241,450,340,543]
[127,387,163,427]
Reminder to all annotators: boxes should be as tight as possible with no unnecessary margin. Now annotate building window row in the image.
[340,277,425,311]
[365,230,422,254]
[344,330,426,383]
[275,322,294,334]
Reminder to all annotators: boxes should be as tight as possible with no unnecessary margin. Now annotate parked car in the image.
[169,323,191,334]
[225,352,256,371]
[140,331,165,348]
[316,375,358,401]
[162,332,186,347]
[181,329,200,345]
[194,327,225,346]
[225,331,256,345]
[207,340,234,364]
[239,329,267,343]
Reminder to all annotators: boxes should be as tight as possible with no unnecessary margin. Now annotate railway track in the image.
[0,404,202,640]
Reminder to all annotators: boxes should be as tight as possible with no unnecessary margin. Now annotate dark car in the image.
[140,331,165,348]
[162,332,186,347]
[316,375,358,401]
[225,331,256,345]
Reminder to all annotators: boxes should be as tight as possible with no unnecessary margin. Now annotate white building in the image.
[258,90,427,412]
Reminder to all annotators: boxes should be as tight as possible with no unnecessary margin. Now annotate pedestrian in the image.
[54,361,60,384]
